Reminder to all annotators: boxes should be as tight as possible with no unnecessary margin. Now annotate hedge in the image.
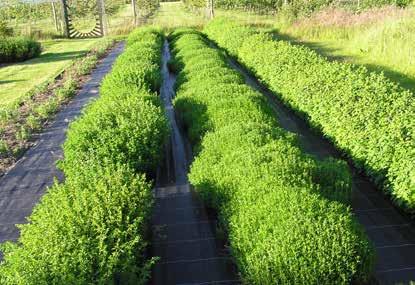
[0,27,168,284]
[0,36,41,63]
[170,29,374,285]
[204,18,415,213]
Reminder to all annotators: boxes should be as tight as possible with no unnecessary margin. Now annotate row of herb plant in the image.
[204,17,415,213]
[0,38,115,176]
[169,28,374,285]
[0,27,169,284]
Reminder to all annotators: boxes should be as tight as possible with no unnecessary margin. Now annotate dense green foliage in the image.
[0,36,41,63]
[0,19,13,37]
[62,29,166,178]
[0,0,127,22]
[205,18,415,212]
[0,27,168,284]
[170,29,374,284]
[136,0,161,17]
[0,38,114,165]
[182,0,412,15]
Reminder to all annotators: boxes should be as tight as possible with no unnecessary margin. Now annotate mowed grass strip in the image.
[0,38,99,106]
[150,1,207,29]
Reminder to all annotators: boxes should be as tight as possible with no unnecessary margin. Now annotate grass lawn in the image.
[152,3,415,93]
[0,3,135,108]
[149,1,275,29]
[288,38,415,92]
[216,9,275,27]
[149,2,207,29]
[278,7,415,92]
[0,38,99,106]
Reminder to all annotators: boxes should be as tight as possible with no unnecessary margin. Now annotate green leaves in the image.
[172,29,374,285]
[205,18,415,213]
[0,27,168,284]
[1,165,152,285]
[0,37,41,63]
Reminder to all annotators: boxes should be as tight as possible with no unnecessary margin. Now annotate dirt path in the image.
[225,54,415,284]
[150,40,240,285]
[0,43,125,258]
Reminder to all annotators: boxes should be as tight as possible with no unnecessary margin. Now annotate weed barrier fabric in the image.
[0,41,124,255]
[150,39,241,284]
[169,28,374,285]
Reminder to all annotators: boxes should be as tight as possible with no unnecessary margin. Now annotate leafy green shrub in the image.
[0,139,9,154]
[127,27,163,47]
[25,114,42,131]
[0,27,167,284]
[34,97,59,120]
[184,0,412,14]
[171,29,374,284]
[15,124,30,142]
[0,37,41,63]
[101,31,163,93]
[55,77,77,101]
[0,20,13,37]
[91,38,115,57]
[0,164,154,285]
[61,89,168,179]
[205,18,415,213]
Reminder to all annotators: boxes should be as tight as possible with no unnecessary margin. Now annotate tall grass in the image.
[279,6,415,90]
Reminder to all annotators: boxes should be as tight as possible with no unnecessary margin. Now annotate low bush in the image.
[103,29,163,94]
[204,18,415,213]
[0,38,114,166]
[0,20,13,37]
[171,29,374,284]
[0,163,154,285]
[0,28,168,284]
[0,36,41,63]
[61,89,168,179]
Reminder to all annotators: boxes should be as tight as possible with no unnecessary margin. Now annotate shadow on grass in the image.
[31,50,89,64]
[0,79,25,85]
[1,50,88,69]
[268,29,415,93]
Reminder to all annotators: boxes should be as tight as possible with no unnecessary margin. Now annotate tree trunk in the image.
[132,0,138,26]
[60,0,70,38]
[51,2,60,32]
[97,0,107,36]
[207,0,214,19]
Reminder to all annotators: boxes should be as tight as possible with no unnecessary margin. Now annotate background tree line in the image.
[183,0,413,15]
